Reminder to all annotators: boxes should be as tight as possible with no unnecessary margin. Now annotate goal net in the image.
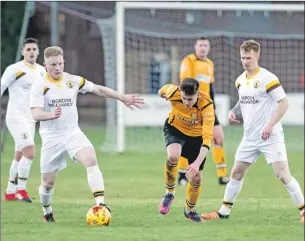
[98,2,304,152]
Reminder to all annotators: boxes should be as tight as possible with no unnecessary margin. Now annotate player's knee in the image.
[167,155,179,164]
[14,151,23,161]
[84,156,98,168]
[230,168,244,181]
[42,180,55,190]
[275,170,291,185]
[190,173,201,184]
[22,145,35,160]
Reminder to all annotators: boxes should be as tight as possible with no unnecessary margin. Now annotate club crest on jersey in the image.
[190,113,197,120]
[66,80,74,89]
[253,80,260,89]
[21,132,28,139]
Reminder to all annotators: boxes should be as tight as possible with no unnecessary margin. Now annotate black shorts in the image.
[163,119,206,171]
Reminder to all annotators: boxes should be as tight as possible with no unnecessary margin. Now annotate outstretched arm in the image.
[91,84,144,110]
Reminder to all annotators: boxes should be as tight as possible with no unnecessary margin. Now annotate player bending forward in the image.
[30,46,144,222]
[201,40,304,223]
[158,78,215,223]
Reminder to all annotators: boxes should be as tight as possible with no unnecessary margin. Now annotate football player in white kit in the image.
[201,40,304,223]
[1,38,46,202]
[30,46,144,222]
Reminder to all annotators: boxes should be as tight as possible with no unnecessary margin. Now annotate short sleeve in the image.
[30,82,45,108]
[1,65,16,96]
[264,73,286,102]
[159,84,179,99]
[78,77,94,94]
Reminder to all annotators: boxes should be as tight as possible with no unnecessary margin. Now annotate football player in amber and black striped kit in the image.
[158,78,214,223]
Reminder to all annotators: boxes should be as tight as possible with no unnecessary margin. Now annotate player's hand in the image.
[213,125,224,145]
[121,95,144,111]
[262,124,273,141]
[228,111,240,124]
[186,162,200,179]
[52,107,62,119]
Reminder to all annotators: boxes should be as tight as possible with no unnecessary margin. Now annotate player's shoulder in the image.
[162,84,180,100]
[197,91,213,110]
[205,58,214,66]
[4,61,23,73]
[259,67,278,81]
[63,72,84,81]
[183,53,197,62]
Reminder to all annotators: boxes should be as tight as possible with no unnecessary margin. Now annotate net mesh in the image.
[34,6,301,153]
[98,8,304,152]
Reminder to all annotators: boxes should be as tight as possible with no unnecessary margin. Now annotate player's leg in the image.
[39,139,68,222]
[5,150,22,200]
[67,132,110,211]
[263,136,304,222]
[202,138,260,220]
[177,156,188,186]
[16,144,35,202]
[182,139,206,222]
[5,121,35,202]
[40,171,57,222]
[73,146,108,206]
[159,120,183,214]
[212,120,229,185]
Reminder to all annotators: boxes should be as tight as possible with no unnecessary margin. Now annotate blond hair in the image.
[44,46,64,59]
[240,40,260,54]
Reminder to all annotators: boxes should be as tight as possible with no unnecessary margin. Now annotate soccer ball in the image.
[86,205,111,226]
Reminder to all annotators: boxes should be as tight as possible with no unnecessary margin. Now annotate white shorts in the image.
[235,132,288,165]
[40,131,93,174]
[6,121,36,151]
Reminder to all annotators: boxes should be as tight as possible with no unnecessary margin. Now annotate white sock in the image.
[9,159,19,181]
[285,177,305,215]
[39,185,54,215]
[219,178,244,216]
[17,156,33,190]
[165,190,175,195]
[6,159,19,194]
[87,165,105,205]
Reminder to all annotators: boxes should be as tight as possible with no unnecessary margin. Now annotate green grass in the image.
[1,126,304,241]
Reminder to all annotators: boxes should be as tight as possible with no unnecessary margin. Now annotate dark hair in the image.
[196,36,209,41]
[23,38,39,47]
[180,78,199,95]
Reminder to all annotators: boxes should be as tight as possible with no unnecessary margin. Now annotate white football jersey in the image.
[1,61,46,122]
[235,67,286,139]
[30,72,94,137]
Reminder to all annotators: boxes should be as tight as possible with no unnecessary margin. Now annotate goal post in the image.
[100,2,304,153]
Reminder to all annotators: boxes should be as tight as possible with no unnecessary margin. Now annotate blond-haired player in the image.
[1,38,46,202]
[178,36,229,186]
[202,40,304,223]
[30,46,144,222]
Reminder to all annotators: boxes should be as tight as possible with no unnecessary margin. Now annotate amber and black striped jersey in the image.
[235,67,286,139]
[179,53,215,95]
[159,84,215,148]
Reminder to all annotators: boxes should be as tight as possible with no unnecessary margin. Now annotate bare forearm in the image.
[230,100,241,114]
[268,98,288,127]
[93,85,123,101]
[194,146,209,165]
[32,110,54,121]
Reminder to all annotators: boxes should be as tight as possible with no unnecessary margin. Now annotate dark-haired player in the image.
[158,78,214,223]
[1,38,46,202]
